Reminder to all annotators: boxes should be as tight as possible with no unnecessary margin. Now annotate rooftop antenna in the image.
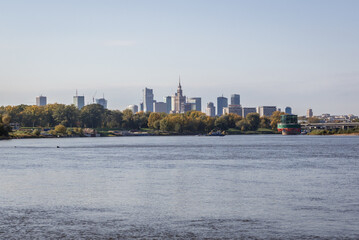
[92,91,97,103]
[76,89,78,97]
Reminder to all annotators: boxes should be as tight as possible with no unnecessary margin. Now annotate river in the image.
[0,135,358,239]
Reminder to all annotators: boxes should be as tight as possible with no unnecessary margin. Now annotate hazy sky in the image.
[0,0,358,115]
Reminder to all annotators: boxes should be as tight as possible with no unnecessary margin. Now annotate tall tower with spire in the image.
[173,76,186,113]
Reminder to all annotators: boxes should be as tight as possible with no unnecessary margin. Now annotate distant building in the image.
[285,107,292,114]
[231,94,240,105]
[223,104,242,116]
[73,91,85,110]
[139,102,144,112]
[36,95,47,106]
[217,96,228,116]
[153,102,167,113]
[172,79,186,113]
[307,108,313,118]
[278,108,281,112]
[183,103,194,113]
[187,97,202,112]
[127,104,138,113]
[206,102,216,117]
[164,96,172,114]
[143,88,154,112]
[242,107,257,118]
[96,97,107,109]
[257,106,276,117]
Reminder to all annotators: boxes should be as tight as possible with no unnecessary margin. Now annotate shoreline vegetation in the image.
[0,103,281,139]
[1,103,358,139]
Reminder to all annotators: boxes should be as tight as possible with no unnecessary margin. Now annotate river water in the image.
[0,135,358,239]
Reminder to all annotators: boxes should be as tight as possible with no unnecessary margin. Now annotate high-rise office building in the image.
[231,94,240,105]
[73,91,85,110]
[242,107,257,118]
[164,96,172,114]
[96,97,108,109]
[257,106,277,117]
[153,102,167,113]
[206,102,216,117]
[36,95,47,106]
[307,108,313,118]
[187,97,202,112]
[127,105,138,113]
[143,88,154,113]
[223,105,242,116]
[285,107,292,114]
[217,96,228,116]
[173,79,186,113]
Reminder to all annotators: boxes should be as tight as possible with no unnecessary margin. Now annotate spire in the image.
[178,75,181,88]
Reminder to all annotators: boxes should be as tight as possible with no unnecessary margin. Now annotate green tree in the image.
[236,119,250,131]
[246,113,260,131]
[103,110,123,128]
[259,116,271,129]
[80,104,105,128]
[214,116,229,130]
[148,112,162,129]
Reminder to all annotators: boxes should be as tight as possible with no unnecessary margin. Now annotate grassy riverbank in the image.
[308,128,359,135]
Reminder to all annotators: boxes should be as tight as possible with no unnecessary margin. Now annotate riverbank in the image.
[8,127,279,139]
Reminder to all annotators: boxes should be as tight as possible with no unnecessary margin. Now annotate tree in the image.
[2,114,11,125]
[270,111,285,130]
[214,116,229,130]
[246,113,260,131]
[133,111,148,129]
[103,110,123,128]
[148,112,162,129]
[259,116,271,129]
[54,124,67,134]
[80,104,105,128]
[236,119,250,131]
[121,109,136,129]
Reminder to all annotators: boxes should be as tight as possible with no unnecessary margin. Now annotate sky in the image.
[0,0,358,116]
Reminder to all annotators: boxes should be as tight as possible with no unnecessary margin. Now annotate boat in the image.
[277,114,301,135]
[207,131,225,136]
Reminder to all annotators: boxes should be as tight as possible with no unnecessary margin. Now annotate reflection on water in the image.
[0,135,359,239]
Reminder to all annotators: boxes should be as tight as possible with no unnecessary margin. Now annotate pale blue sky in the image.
[0,0,358,115]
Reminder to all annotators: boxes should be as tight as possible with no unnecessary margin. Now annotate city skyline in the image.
[0,1,358,115]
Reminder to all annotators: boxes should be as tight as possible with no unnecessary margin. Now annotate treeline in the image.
[0,114,11,137]
[0,104,285,133]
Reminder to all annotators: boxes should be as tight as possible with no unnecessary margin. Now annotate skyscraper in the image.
[96,96,108,109]
[307,108,313,118]
[285,107,292,114]
[231,94,240,105]
[206,102,216,117]
[73,91,85,110]
[187,97,202,112]
[173,79,186,113]
[143,88,154,113]
[164,96,172,114]
[36,95,47,106]
[217,96,228,116]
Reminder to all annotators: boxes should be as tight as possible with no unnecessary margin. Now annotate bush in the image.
[54,124,67,134]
